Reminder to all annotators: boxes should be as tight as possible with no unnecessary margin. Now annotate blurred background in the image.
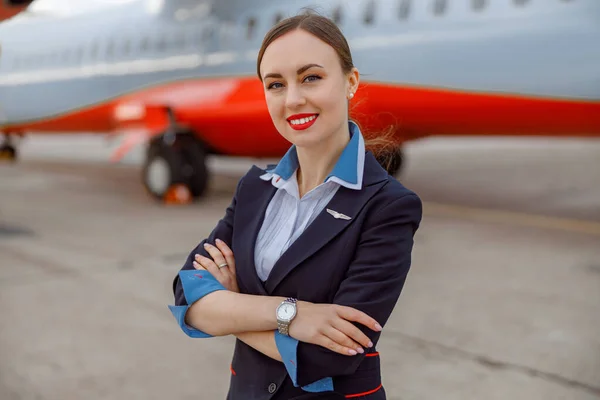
[1,0,599,399]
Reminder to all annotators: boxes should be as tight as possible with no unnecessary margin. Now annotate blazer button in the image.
[268,383,277,393]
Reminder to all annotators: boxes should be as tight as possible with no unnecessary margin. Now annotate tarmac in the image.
[1,135,599,400]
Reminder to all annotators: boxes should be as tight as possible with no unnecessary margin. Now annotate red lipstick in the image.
[287,113,318,131]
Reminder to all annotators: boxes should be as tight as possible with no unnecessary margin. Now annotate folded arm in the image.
[169,176,283,337]
[288,193,423,387]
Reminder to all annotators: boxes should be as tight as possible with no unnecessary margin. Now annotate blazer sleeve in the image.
[294,192,423,386]
[168,177,243,337]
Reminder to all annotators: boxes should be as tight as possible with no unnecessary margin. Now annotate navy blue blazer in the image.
[171,151,422,399]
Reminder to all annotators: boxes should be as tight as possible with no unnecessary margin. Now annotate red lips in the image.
[287,113,319,131]
[286,113,318,121]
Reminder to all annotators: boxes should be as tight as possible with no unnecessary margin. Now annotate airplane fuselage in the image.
[0,0,599,159]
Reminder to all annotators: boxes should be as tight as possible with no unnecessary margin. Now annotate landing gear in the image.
[377,147,404,177]
[142,130,209,202]
[0,134,18,162]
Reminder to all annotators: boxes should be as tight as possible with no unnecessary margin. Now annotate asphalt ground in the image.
[1,135,599,400]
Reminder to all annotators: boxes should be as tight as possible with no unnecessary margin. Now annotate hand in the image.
[288,301,382,357]
[193,239,240,293]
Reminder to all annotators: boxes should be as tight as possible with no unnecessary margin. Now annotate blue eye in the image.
[267,82,283,90]
[304,75,321,82]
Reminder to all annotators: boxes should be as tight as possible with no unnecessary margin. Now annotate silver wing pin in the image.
[326,208,352,220]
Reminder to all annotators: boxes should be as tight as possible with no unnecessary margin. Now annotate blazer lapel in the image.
[235,167,276,296]
[263,153,389,294]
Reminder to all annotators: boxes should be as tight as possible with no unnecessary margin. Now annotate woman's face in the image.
[259,29,359,149]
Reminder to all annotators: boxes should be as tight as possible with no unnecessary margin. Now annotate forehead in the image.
[260,29,340,76]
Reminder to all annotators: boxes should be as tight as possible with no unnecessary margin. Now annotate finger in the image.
[192,261,206,270]
[203,243,228,269]
[322,325,364,355]
[215,239,236,275]
[194,254,222,278]
[336,306,383,332]
[318,329,362,356]
[332,318,373,350]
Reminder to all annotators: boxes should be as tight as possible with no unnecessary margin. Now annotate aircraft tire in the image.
[0,144,17,162]
[177,134,209,199]
[142,133,209,201]
[143,140,187,200]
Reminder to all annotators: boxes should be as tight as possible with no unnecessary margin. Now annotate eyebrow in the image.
[263,63,324,80]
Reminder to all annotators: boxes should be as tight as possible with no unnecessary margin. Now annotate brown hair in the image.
[256,10,401,173]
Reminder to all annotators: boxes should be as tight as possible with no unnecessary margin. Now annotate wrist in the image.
[259,296,288,331]
[276,297,299,336]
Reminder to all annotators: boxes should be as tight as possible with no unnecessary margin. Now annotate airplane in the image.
[0,0,33,22]
[0,0,599,201]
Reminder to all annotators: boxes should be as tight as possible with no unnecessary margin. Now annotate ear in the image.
[346,67,360,99]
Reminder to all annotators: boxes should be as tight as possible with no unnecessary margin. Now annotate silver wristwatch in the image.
[276,297,297,336]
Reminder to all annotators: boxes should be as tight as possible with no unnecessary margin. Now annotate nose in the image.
[285,84,306,109]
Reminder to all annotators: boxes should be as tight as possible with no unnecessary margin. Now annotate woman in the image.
[169,11,422,400]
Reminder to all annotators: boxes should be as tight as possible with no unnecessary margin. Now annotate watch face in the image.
[277,303,295,320]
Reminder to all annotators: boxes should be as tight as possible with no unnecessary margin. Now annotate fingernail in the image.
[368,341,373,348]
[375,324,382,331]
[194,254,200,259]
[216,239,223,245]
[348,349,357,355]
[356,347,364,354]
[203,243,210,248]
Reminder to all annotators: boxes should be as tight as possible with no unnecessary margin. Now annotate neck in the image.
[296,122,350,198]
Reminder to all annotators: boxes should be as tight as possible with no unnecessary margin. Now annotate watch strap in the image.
[277,298,298,336]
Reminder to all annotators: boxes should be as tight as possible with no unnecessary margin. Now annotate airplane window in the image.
[74,47,84,63]
[398,0,410,19]
[363,0,376,25]
[246,17,257,39]
[140,37,150,52]
[173,31,186,49]
[432,0,447,15]
[472,0,486,10]
[203,25,215,42]
[156,35,167,52]
[106,40,115,58]
[331,5,343,24]
[90,42,99,60]
[122,39,131,56]
[273,12,284,25]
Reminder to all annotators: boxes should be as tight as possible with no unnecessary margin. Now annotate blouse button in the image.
[268,382,277,393]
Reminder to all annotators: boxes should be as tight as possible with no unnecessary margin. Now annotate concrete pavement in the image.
[1,136,599,400]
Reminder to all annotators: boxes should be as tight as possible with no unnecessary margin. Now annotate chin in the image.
[285,130,326,149]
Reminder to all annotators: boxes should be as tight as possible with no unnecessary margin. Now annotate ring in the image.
[218,263,228,269]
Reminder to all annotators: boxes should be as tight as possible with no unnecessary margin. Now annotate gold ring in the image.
[218,263,228,269]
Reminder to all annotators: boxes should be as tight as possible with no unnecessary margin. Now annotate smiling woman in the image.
[169,10,422,400]
[257,14,400,177]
